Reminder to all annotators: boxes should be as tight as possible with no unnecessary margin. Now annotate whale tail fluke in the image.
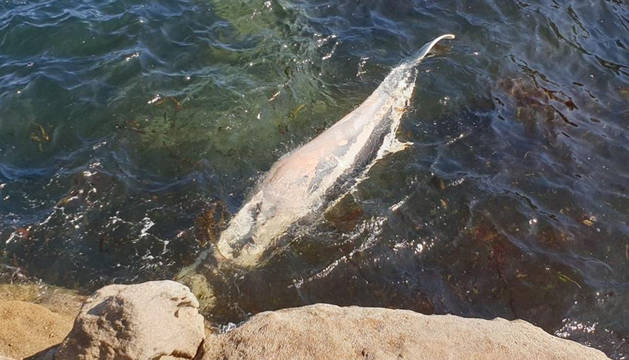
[410,34,456,66]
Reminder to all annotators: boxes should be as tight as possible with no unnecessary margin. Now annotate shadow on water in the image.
[1,0,628,357]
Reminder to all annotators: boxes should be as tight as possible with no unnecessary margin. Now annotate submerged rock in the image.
[54,280,205,360]
[203,303,609,360]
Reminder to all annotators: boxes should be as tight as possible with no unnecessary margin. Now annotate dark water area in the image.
[1,0,628,357]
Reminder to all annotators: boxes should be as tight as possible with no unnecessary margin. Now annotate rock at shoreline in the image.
[1,281,611,360]
[54,280,205,360]
[0,300,75,360]
[203,304,610,360]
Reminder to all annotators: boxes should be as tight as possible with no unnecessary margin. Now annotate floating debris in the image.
[430,176,447,191]
[147,94,161,105]
[29,123,51,151]
[582,216,596,227]
[268,90,281,102]
[154,96,183,111]
[288,103,306,121]
[557,271,582,289]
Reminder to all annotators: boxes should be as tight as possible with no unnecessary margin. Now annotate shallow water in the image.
[1,0,628,357]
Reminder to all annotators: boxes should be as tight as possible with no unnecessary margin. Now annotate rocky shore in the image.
[0,280,610,360]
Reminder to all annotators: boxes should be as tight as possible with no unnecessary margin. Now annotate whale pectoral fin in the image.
[376,134,414,160]
[387,138,414,154]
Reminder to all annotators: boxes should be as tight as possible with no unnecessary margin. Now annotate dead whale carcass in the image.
[202,34,455,270]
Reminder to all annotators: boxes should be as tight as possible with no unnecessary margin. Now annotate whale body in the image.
[196,34,455,270]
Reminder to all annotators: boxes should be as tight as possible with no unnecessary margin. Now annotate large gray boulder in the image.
[203,304,609,360]
[55,281,205,360]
